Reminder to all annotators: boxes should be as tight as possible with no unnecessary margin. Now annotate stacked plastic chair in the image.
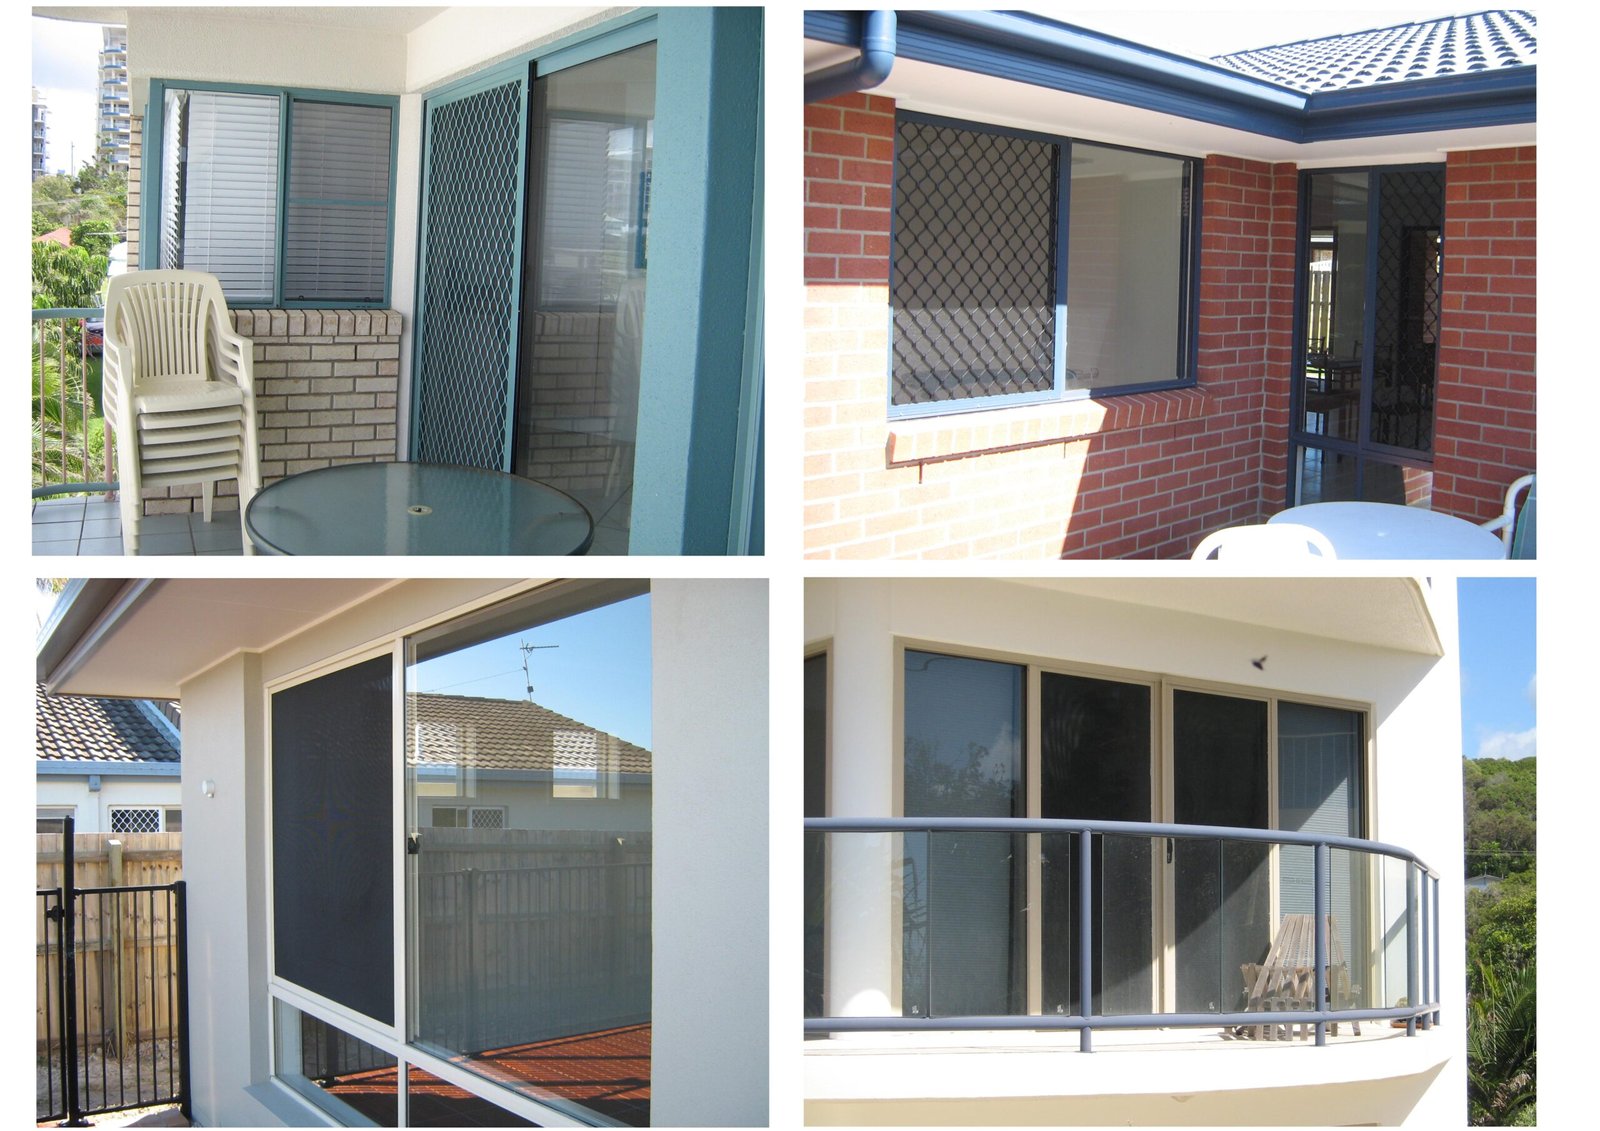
[102,271,261,555]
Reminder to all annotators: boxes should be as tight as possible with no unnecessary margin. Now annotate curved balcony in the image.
[804,816,1447,1122]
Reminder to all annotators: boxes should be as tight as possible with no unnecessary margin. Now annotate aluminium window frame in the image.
[141,78,400,309]
[1286,161,1448,507]
[889,637,1373,1018]
[261,578,649,1128]
[887,110,1203,420]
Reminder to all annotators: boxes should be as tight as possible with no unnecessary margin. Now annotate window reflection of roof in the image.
[403,692,651,774]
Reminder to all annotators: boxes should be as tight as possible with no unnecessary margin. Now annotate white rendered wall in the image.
[650,579,770,1125]
[35,776,180,833]
[805,578,1466,1125]
[403,7,617,94]
[177,652,278,1127]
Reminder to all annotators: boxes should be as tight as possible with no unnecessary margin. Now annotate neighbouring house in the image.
[35,4,764,554]
[804,577,1465,1124]
[803,10,1535,558]
[37,576,768,1127]
[36,684,182,833]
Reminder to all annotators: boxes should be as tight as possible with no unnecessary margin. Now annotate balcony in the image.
[804,816,1446,1122]
[31,308,244,556]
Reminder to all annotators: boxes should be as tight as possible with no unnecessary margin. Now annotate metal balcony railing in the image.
[32,307,116,499]
[804,816,1442,1051]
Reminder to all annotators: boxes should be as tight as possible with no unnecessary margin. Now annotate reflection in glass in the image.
[406,586,652,1125]
[516,45,657,554]
[274,1001,398,1127]
[902,651,1025,1017]
[1040,672,1152,1016]
[1066,143,1188,392]
[1173,691,1270,1014]
[803,655,827,1019]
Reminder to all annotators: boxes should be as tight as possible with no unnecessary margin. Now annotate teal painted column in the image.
[630,7,763,555]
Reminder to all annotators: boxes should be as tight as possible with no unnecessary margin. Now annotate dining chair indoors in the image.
[102,270,261,554]
[1192,522,1338,561]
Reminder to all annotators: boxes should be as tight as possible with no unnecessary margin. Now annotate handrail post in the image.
[1079,829,1092,1052]
[1440,876,1452,1023]
[174,880,193,1123]
[61,814,86,1125]
[1313,843,1328,1046]
[1405,862,1419,1036]
[1427,870,1440,1030]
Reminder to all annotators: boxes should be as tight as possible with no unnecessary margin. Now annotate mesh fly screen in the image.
[414,78,526,468]
[272,655,394,1024]
[892,118,1058,406]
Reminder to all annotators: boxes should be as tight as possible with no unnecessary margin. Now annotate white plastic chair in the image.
[1479,473,1535,559]
[103,271,261,554]
[1192,522,1338,561]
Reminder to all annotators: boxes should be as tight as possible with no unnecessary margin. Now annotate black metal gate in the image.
[37,816,191,1125]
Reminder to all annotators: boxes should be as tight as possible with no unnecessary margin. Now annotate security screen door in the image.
[413,43,655,552]
[1293,168,1445,506]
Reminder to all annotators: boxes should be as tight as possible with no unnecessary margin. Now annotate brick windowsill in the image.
[887,386,1211,464]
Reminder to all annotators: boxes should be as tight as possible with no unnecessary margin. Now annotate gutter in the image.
[804,10,896,103]
[804,9,1536,141]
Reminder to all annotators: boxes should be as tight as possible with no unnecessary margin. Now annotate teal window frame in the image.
[141,79,400,309]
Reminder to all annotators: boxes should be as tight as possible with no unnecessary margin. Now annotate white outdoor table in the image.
[1268,502,1505,560]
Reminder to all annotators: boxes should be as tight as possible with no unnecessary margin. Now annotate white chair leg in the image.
[201,481,215,524]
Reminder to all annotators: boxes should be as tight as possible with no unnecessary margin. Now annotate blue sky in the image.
[409,593,652,749]
[1456,578,1536,761]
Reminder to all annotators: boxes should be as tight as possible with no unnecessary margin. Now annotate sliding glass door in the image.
[269,584,653,1126]
[1292,167,1444,506]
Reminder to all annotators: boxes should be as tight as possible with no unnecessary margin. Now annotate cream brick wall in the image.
[137,310,404,515]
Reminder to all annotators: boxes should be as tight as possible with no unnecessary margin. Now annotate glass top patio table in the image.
[244,461,593,555]
[1268,501,1505,560]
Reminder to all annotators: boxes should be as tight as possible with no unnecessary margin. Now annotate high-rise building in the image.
[97,26,130,171]
[32,87,48,180]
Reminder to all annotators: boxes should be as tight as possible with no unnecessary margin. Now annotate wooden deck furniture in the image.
[1235,913,1361,1041]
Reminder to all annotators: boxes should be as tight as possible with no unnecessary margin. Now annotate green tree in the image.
[1467,958,1536,1126]
[32,240,108,309]
[1467,869,1536,976]
[31,156,127,234]
[71,218,119,258]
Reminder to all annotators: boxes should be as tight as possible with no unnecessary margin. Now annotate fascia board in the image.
[806,11,1535,144]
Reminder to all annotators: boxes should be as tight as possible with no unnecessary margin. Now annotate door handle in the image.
[1166,837,1173,865]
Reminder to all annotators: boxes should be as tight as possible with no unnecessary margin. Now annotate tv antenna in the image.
[519,641,558,702]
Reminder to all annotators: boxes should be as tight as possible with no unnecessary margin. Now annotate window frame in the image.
[887,110,1202,420]
[888,638,1372,1018]
[142,78,400,309]
[262,578,651,1128]
[107,806,181,834]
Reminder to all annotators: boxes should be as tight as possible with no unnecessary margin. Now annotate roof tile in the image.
[1211,10,1536,94]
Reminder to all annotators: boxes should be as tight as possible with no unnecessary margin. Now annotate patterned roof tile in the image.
[1211,10,1536,94]
[406,693,651,775]
[36,685,181,764]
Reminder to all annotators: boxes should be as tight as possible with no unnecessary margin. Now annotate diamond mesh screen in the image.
[892,118,1058,406]
[1371,168,1443,455]
[414,79,525,468]
[110,808,160,834]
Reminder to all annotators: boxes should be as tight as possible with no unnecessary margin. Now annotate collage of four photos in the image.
[25,5,1550,1129]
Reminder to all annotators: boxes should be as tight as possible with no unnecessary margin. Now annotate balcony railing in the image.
[804,816,1441,1051]
[32,308,115,498]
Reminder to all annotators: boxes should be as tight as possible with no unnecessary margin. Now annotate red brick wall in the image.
[1433,146,1537,521]
[803,92,1298,559]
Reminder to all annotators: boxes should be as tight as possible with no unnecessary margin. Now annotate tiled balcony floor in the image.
[32,495,243,556]
[32,488,628,556]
